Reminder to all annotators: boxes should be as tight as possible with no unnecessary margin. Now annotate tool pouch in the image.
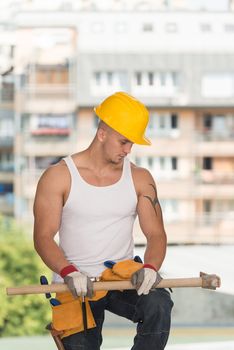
[101,259,143,281]
[52,293,96,338]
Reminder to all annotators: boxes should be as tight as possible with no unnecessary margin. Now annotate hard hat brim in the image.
[94,108,151,146]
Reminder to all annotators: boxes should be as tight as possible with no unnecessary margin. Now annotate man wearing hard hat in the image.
[33,92,173,350]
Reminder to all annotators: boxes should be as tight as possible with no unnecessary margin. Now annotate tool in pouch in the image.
[40,275,96,338]
[40,275,61,306]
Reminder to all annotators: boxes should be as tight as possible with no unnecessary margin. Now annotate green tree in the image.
[0,216,52,336]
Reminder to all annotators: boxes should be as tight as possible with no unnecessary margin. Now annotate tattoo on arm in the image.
[143,184,160,215]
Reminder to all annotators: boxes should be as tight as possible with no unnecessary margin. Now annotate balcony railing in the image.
[21,129,73,156]
[162,211,234,225]
[22,84,76,100]
[194,212,234,226]
[195,171,234,184]
[135,212,234,244]
[196,130,234,141]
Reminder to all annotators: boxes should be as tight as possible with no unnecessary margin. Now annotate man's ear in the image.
[97,127,106,142]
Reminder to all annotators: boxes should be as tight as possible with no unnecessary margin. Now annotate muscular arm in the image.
[135,168,167,271]
[33,166,69,274]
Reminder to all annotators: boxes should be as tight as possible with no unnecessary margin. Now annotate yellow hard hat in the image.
[94,91,151,145]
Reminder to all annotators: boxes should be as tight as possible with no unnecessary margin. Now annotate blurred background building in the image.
[0,0,234,244]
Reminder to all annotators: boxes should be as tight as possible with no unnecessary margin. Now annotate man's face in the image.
[101,128,133,164]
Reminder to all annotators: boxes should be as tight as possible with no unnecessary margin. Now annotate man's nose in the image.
[124,143,133,154]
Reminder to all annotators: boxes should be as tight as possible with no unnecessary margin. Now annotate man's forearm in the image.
[34,237,69,274]
[144,232,167,271]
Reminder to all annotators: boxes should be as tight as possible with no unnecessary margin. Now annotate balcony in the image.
[195,170,234,184]
[22,131,74,156]
[134,212,234,244]
[18,84,76,113]
[197,130,234,142]
[193,171,234,199]
[0,135,14,148]
[0,164,14,182]
[195,131,234,156]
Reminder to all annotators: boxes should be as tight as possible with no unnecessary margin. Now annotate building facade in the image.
[0,1,234,243]
[0,18,15,217]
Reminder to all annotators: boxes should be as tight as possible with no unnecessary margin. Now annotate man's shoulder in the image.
[130,162,153,180]
[130,162,155,193]
[130,162,157,197]
[38,159,69,187]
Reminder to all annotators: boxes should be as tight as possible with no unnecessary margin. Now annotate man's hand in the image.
[131,264,162,295]
[60,265,93,298]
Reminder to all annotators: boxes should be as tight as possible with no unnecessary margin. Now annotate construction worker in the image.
[33,92,173,350]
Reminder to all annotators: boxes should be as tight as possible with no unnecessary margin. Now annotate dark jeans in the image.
[62,288,173,350]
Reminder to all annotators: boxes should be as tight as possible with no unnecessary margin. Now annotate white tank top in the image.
[53,155,137,282]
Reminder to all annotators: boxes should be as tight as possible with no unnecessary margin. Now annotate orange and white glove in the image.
[131,264,162,295]
[60,265,93,298]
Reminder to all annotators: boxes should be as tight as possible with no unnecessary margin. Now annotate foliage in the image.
[0,216,52,336]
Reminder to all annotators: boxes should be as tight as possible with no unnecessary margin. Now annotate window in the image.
[132,71,180,97]
[92,71,127,95]
[148,113,157,131]
[136,72,142,86]
[142,23,153,32]
[165,23,177,33]
[0,153,14,172]
[159,115,166,129]
[159,157,165,170]
[34,64,69,85]
[171,157,177,170]
[38,116,68,129]
[94,72,101,86]
[0,118,14,137]
[203,200,212,213]
[171,72,179,87]
[224,24,234,32]
[30,114,71,135]
[107,72,113,85]
[1,82,14,102]
[171,114,178,129]
[203,157,213,170]
[203,114,212,129]
[148,72,154,86]
[0,183,13,194]
[148,112,179,137]
[200,23,212,32]
[135,156,156,171]
[201,73,234,98]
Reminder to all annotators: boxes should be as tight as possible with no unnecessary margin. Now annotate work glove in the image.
[60,265,93,299]
[131,264,162,295]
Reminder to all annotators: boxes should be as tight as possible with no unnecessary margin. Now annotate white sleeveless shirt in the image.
[53,156,137,282]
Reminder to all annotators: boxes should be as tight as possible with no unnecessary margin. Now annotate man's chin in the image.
[110,157,124,164]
